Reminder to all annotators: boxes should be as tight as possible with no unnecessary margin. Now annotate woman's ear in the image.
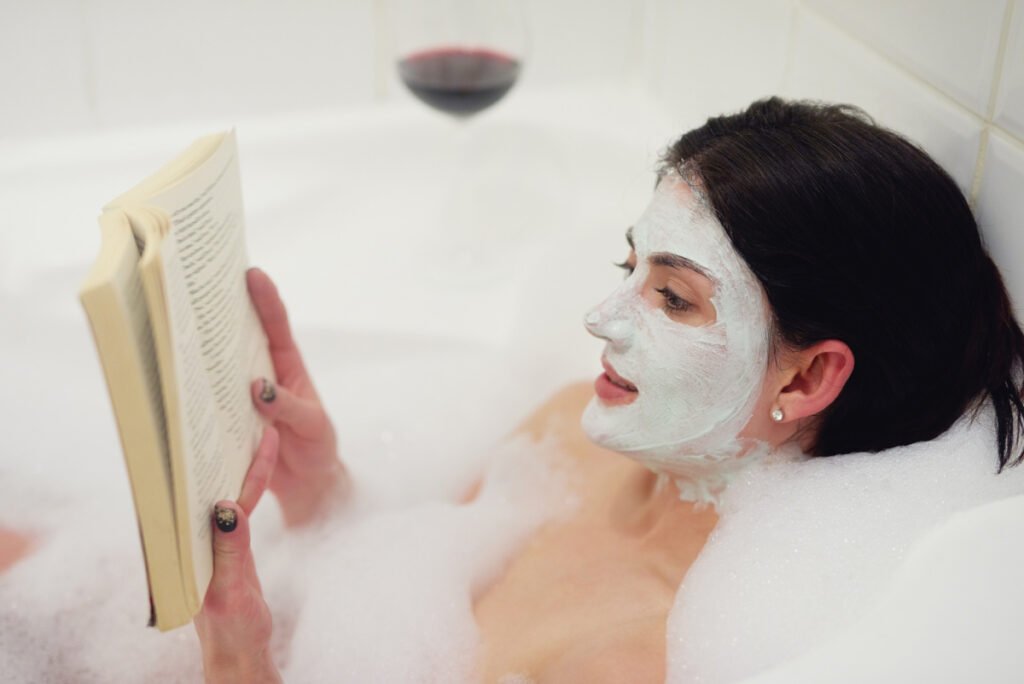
[776,340,855,421]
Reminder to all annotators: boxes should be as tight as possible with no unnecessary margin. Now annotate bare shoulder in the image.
[510,381,596,449]
[461,383,598,504]
[537,617,665,684]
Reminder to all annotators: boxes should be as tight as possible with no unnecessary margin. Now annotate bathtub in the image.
[1,89,1022,683]
[0,89,671,679]
[0,88,672,497]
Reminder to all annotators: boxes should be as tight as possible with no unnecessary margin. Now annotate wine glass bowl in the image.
[391,0,527,118]
[398,47,521,118]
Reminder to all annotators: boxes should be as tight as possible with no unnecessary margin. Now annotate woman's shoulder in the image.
[461,383,599,504]
[511,381,596,449]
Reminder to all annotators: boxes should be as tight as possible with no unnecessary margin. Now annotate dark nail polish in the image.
[214,505,237,533]
[260,379,276,403]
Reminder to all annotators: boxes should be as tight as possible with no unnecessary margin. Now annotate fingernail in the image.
[259,379,276,403]
[214,505,237,533]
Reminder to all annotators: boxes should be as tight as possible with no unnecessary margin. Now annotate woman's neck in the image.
[607,461,718,539]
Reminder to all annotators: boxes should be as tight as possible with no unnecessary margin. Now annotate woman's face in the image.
[581,173,773,490]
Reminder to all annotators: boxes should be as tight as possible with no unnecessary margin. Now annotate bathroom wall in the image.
[0,0,648,137]
[644,0,1024,319]
[0,0,379,137]
[2,0,1021,314]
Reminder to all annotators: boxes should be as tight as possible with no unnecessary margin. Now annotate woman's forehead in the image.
[631,176,724,261]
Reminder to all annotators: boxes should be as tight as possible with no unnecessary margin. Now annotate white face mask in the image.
[581,172,771,503]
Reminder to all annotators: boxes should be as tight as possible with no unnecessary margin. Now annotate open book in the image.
[79,131,273,631]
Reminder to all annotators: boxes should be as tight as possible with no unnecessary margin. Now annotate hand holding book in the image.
[195,427,281,684]
[80,131,347,631]
[245,268,348,527]
[192,270,346,683]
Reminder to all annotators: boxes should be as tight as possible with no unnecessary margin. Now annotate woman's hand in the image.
[247,267,348,526]
[195,427,282,684]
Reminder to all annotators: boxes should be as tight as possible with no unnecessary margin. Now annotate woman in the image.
[197,98,1024,682]
[7,98,1023,682]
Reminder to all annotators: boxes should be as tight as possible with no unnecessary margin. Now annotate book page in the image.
[144,225,230,597]
[80,212,190,629]
[146,132,270,474]
[129,131,273,603]
[118,225,170,467]
[116,242,191,629]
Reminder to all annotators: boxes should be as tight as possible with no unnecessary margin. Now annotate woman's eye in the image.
[614,260,635,278]
[655,286,693,313]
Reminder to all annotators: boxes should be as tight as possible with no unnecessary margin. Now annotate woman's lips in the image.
[595,359,638,404]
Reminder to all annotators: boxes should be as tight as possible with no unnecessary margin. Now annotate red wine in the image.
[398,48,521,117]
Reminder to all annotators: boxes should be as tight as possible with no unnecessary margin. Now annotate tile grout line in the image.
[968,128,991,210]
[992,124,1024,152]
[635,0,667,101]
[985,0,1017,120]
[626,0,648,90]
[641,0,657,89]
[372,0,392,103]
[971,0,1017,205]
[79,0,98,126]
[780,0,803,91]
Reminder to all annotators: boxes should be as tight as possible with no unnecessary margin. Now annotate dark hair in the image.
[662,97,1024,470]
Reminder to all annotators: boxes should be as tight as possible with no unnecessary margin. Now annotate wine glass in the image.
[391,0,528,118]
[389,0,532,286]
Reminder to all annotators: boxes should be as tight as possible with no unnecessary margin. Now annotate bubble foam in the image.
[666,408,1024,683]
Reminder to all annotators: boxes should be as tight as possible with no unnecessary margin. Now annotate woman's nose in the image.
[583,306,634,350]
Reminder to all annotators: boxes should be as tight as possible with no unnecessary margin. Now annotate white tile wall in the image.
[640,0,1023,317]
[783,9,985,192]
[646,0,797,130]
[994,2,1024,140]
[85,0,376,130]
[1,0,649,138]
[805,0,1009,116]
[520,0,644,89]
[0,1,95,138]
[976,131,1024,320]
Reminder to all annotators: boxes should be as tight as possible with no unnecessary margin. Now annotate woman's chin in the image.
[580,395,637,452]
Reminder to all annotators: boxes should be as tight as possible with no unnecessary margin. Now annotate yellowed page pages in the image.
[126,131,272,612]
[136,212,227,613]
[79,211,191,630]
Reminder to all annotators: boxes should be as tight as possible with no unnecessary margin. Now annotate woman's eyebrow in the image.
[649,252,714,281]
[626,227,713,280]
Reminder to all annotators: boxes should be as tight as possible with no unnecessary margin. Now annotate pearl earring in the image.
[770,407,784,423]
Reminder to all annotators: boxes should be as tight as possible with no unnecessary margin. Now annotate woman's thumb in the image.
[208,501,252,598]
